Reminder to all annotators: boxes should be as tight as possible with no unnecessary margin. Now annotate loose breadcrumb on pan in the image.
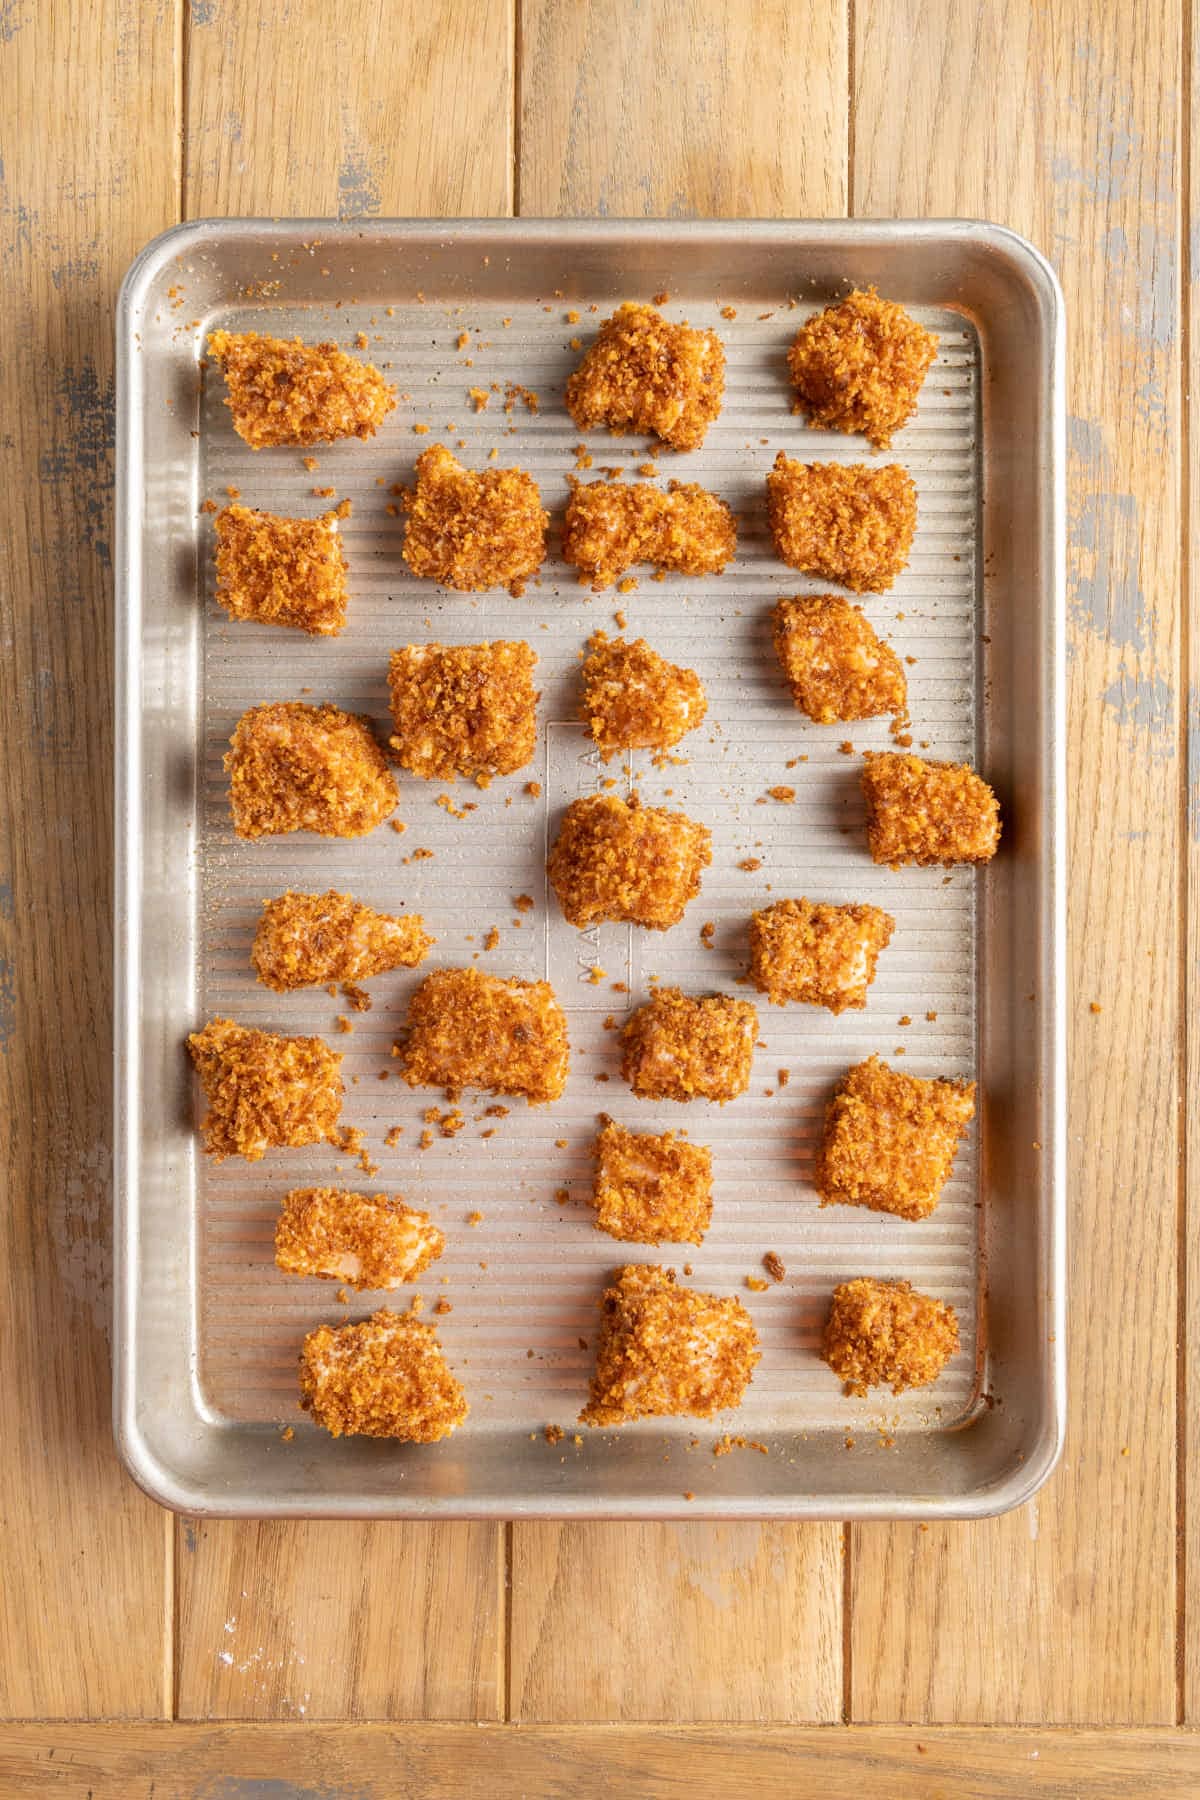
[563,478,735,590]
[387,640,538,782]
[214,504,348,636]
[591,1120,713,1246]
[579,1264,760,1426]
[580,629,707,759]
[787,288,938,449]
[400,967,570,1104]
[772,594,907,724]
[275,1187,445,1289]
[619,988,758,1103]
[814,1054,975,1220]
[400,443,548,595]
[565,302,726,451]
[206,329,395,448]
[187,1017,344,1162]
[861,751,1001,867]
[299,1309,467,1440]
[748,898,894,1012]
[547,793,711,930]
[822,1276,959,1395]
[252,890,433,990]
[766,456,917,593]
[225,702,398,839]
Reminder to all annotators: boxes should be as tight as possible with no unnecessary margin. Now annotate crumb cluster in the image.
[619,988,758,1103]
[226,702,397,839]
[187,1017,344,1162]
[400,967,570,1104]
[580,630,707,759]
[563,479,736,589]
[207,329,395,447]
[214,504,348,636]
[773,593,907,724]
[788,288,938,449]
[591,1120,713,1246]
[580,1264,760,1426]
[275,1187,445,1289]
[749,898,894,1012]
[547,793,711,930]
[861,751,1001,867]
[766,456,917,593]
[387,640,538,782]
[299,1310,468,1440]
[565,303,726,451]
[815,1055,976,1220]
[252,889,433,990]
[400,444,548,595]
[822,1276,959,1396]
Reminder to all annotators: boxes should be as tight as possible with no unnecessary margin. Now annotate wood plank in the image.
[0,0,177,1720]
[3,1724,1200,1798]
[1185,0,1200,1724]
[510,0,848,1723]
[850,0,1181,1723]
[174,0,513,1724]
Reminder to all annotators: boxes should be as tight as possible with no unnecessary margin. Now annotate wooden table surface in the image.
[0,1,1194,1794]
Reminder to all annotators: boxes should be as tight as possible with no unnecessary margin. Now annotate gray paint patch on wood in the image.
[1101,666,1175,756]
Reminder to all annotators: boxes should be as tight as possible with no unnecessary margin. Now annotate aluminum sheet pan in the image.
[115,219,1064,1518]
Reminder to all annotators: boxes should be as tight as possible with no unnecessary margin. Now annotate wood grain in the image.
[3,1724,1200,1798]
[0,0,177,1719]
[1186,0,1200,1724]
[174,0,512,1723]
[850,0,1181,1724]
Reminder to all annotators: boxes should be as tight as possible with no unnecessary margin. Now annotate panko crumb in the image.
[252,889,433,990]
[815,1055,976,1220]
[788,288,938,449]
[214,505,348,636]
[748,898,894,1012]
[580,630,707,760]
[861,751,1001,867]
[400,967,569,1104]
[713,1434,769,1456]
[563,478,736,590]
[400,444,547,595]
[225,703,397,840]
[275,1187,445,1290]
[591,1120,713,1246]
[547,793,712,930]
[620,988,757,1103]
[766,456,917,593]
[206,329,395,448]
[280,1425,295,1441]
[822,1277,959,1395]
[187,1017,343,1162]
[773,594,907,724]
[565,303,725,451]
[580,1264,760,1426]
[299,1309,467,1440]
[763,1252,786,1283]
[388,640,538,783]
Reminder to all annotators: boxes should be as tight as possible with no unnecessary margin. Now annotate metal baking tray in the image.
[115,219,1064,1519]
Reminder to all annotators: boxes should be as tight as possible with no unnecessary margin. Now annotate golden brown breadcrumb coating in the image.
[252,890,433,991]
[580,630,707,759]
[748,899,894,1012]
[400,444,548,596]
[206,329,395,448]
[387,641,538,782]
[787,288,938,450]
[400,967,569,1104]
[814,1055,976,1221]
[579,1264,760,1426]
[591,1120,713,1246]
[547,793,711,930]
[187,1017,344,1162]
[861,751,1001,867]
[766,456,917,593]
[214,504,348,636]
[563,478,736,590]
[275,1187,444,1290]
[299,1309,468,1440]
[772,594,907,724]
[822,1276,959,1396]
[565,302,725,451]
[619,988,757,1103]
[225,703,398,840]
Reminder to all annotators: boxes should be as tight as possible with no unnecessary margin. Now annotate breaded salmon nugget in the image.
[766,456,917,593]
[276,1187,445,1290]
[563,478,736,590]
[251,890,433,992]
[299,1310,468,1441]
[225,702,398,840]
[187,1017,344,1163]
[788,288,938,449]
[773,594,907,724]
[400,967,570,1104]
[565,302,725,451]
[580,630,707,759]
[619,988,757,1103]
[206,329,395,447]
[861,751,1001,867]
[591,1120,713,1247]
[214,504,348,636]
[748,899,894,1012]
[822,1277,959,1396]
[387,640,538,783]
[814,1055,976,1221]
[547,793,711,930]
[580,1264,760,1426]
[400,443,547,596]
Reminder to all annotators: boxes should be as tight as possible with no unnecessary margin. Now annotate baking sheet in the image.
[115,220,1064,1517]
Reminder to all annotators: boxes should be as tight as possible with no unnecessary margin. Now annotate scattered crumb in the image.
[1090,1001,1102,1014]
[467,1210,484,1227]
[766,786,795,803]
[700,921,715,950]
[484,926,500,951]
[526,781,542,798]
[745,1275,769,1293]
[738,857,762,871]
[342,983,372,1013]
[335,1015,353,1034]
[713,1434,768,1457]
[763,1252,786,1283]
[280,1425,294,1441]
[545,1424,565,1444]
